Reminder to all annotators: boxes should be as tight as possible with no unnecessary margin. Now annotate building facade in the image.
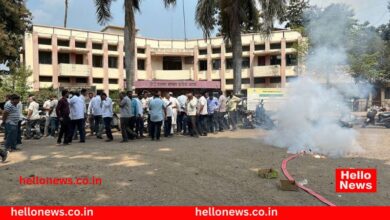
[23,25,303,95]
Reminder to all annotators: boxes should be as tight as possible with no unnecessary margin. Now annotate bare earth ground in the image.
[0,127,389,206]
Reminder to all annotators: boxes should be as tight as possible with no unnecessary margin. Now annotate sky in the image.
[26,0,390,40]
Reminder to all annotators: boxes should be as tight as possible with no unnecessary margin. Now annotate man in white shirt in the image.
[101,93,113,142]
[89,92,103,139]
[43,98,51,137]
[186,92,199,138]
[87,92,95,136]
[69,92,85,143]
[163,92,173,137]
[168,92,179,134]
[176,93,188,134]
[217,90,228,131]
[26,95,41,139]
[196,91,208,136]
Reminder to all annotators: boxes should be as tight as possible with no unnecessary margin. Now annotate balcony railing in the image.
[253,65,281,77]
[58,64,90,77]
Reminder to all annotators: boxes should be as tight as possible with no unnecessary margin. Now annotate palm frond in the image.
[258,0,287,37]
[163,0,177,8]
[195,0,218,39]
[94,0,114,24]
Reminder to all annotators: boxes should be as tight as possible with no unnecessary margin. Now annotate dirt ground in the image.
[0,127,389,206]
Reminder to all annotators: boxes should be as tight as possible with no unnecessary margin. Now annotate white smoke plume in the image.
[266,4,369,157]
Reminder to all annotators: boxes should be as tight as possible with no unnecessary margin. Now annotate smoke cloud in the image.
[266,4,369,158]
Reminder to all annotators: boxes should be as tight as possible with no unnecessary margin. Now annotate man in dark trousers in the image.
[56,90,71,146]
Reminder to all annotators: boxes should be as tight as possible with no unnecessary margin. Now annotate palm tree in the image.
[94,0,177,91]
[64,0,68,28]
[196,0,286,95]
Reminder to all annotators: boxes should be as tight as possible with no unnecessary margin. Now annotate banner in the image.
[1,206,389,220]
[247,88,285,111]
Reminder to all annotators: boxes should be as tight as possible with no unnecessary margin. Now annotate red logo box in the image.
[335,168,376,193]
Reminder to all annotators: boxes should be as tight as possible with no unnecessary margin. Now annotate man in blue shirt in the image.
[127,91,139,135]
[206,92,219,133]
[148,91,166,141]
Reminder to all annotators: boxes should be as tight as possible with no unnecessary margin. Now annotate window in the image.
[92,43,103,50]
[287,54,298,66]
[242,78,250,84]
[184,57,194,64]
[76,54,84,64]
[93,55,103,68]
[123,57,126,68]
[257,56,266,66]
[93,78,103,84]
[226,59,233,69]
[138,59,145,70]
[242,45,250,52]
[199,60,207,71]
[38,38,51,45]
[270,43,281,50]
[57,39,69,47]
[271,55,281,65]
[59,77,70,83]
[137,48,145,54]
[199,49,207,55]
[385,88,390,99]
[39,76,52,82]
[225,46,232,53]
[75,41,86,48]
[286,42,295,48]
[108,56,118,68]
[254,77,266,84]
[58,53,70,64]
[212,47,221,54]
[109,79,118,84]
[108,44,118,51]
[242,57,250,69]
[212,59,221,70]
[226,79,234,85]
[270,77,281,83]
[163,56,182,70]
[76,78,87,83]
[255,44,265,51]
[39,51,52,64]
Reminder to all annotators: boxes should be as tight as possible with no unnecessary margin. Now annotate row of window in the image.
[38,38,147,54]
[198,42,296,55]
[39,76,118,84]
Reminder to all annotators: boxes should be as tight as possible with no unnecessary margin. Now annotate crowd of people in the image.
[0,89,242,162]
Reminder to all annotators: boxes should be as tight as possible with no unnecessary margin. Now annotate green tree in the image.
[0,65,32,101]
[281,0,310,31]
[196,0,287,95]
[0,0,31,66]
[93,0,177,91]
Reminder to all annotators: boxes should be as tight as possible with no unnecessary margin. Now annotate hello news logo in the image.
[336,168,377,193]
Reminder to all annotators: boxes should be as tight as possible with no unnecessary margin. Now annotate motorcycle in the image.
[22,111,46,140]
[254,99,275,130]
[362,107,390,128]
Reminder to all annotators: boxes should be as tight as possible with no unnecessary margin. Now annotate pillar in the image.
[103,40,109,94]
[51,35,59,89]
[281,37,287,88]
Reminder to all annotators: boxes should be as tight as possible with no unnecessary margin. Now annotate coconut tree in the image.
[94,0,177,90]
[196,0,287,95]
[64,0,68,28]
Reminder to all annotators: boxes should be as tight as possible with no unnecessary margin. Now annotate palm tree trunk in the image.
[231,2,242,95]
[64,0,68,28]
[124,0,136,91]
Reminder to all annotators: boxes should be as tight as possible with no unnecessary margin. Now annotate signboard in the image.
[247,88,286,111]
[134,80,221,89]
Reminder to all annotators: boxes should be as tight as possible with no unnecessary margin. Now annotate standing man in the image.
[196,91,208,136]
[163,92,173,137]
[168,92,179,134]
[56,90,71,146]
[226,92,241,131]
[69,92,85,143]
[87,92,95,136]
[119,92,136,142]
[133,94,144,138]
[149,91,166,141]
[176,92,188,134]
[49,95,59,138]
[128,91,138,133]
[186,92,199,138]
[16,98,23,145]
[2,94,21,152]
[206,92,219,133]
[217,90,228,132]
[90,92,103,139]
[43,98,51,137]
[26,95,41,139]
[101,93,113,142]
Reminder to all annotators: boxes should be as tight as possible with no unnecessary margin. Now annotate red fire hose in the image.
[281,154,336,206]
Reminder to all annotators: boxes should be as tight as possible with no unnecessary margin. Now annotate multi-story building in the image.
[22,25,303,95]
